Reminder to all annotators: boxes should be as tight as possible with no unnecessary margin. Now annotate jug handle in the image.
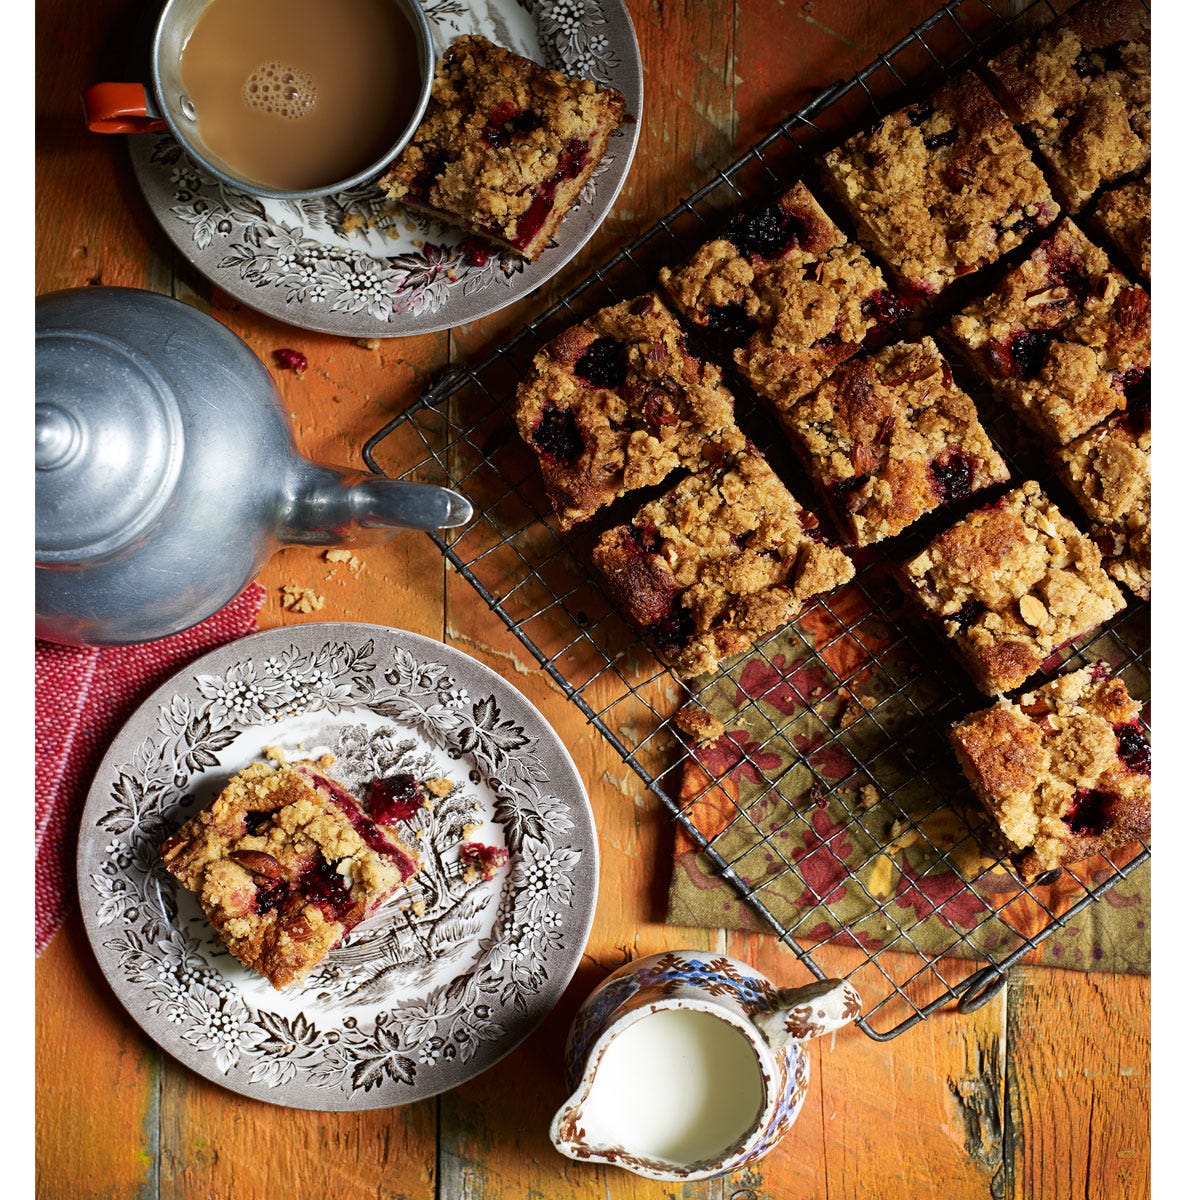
[281,464,473,543]
[752,978,861,1052]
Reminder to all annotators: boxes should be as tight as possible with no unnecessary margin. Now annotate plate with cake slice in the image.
[129,0,642,337]
[76,624,598,1109]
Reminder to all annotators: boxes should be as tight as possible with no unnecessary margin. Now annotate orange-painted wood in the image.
[35,1,1150,1197]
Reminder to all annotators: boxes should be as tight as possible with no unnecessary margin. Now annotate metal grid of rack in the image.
[364,0,1150,1040]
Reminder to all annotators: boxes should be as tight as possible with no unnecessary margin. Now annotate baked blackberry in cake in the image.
[378,35,626,260]
[986,0,1149,212]
[657,179,904,412]
[514,293,743,529]
[1089,170,1150,280]
[777,337,1009,546]
[1053,404,1150,599]
[592,439,855,678]
[822,70,1059,297]
[949,663,1150,883]
[947,219,1150,446]
[900,480,1126,696]
[161,761,420,988]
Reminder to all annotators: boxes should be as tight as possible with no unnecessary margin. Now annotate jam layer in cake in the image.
[947,218,1150,446]
[986,0,1149,213]
[515,293,744,529]
[899,480,1125,696]
[378,35,626,261]
[592,439,855,678]
[161,761,420,989]
[822,70,1058,297]
[777,337,1009,546]
[949,663,1150,883]
[658,179,903,412]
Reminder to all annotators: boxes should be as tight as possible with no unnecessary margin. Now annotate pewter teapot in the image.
[36,287,471,646]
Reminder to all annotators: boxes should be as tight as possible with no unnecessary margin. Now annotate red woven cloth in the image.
[34,585,266,954]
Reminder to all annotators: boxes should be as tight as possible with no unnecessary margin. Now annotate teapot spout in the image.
[281,463,473,544]
[753,978,861,1051]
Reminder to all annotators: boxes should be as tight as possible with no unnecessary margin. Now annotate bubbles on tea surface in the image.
[242,61,317,119]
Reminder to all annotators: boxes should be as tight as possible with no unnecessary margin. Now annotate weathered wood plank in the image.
[36,916,160,1200]
[1005,968,1149,1200]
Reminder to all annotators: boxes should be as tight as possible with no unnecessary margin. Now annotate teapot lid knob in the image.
[35,327,183,564]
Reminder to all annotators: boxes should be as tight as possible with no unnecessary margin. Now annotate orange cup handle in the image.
[82,83,168,134]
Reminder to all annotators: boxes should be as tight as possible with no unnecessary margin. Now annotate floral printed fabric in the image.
[665,581,1149,976]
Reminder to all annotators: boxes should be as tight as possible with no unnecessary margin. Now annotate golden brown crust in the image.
[592,442,855,678]
[777,337,1010,545]
[161,762,419,988]
[1089,170,1150,280]
[949,665,1150,882]
[822,70,1058,295]
[987,0,1150,212]
[901,480,1126,696]
[514,294,743,528]
[1053,409,1150,598]
[378,35,627,260]
[947,218,1150,445]
[658,179,896,411]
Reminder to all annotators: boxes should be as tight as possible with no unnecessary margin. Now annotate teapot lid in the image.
[36,326,183,564]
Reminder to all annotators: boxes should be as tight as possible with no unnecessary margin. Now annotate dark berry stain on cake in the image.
[1064,789,1114,837]
[726,202,812,262]
[365,773,425,823]
[989,328,1055,380]
[929,448,976,504]
[832,473,871,513]
[923,128,959,151]
[861,288,911,326]
[532,404,585,463]
[1073,43,1126,79]
[650,600,695,654]
[909,99,935,126]
[1115,724,1151,775]
[513,136,590,250]
[573,335,628,389]
[481,101,539,147]
[947,598,986,630]
[702,302,755,344]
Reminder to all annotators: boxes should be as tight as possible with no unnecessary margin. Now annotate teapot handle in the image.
[281,464,473,543]
[752,978,861,1052]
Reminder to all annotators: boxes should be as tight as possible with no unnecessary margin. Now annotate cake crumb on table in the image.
[281,585,326,613]
[673,704,726,744]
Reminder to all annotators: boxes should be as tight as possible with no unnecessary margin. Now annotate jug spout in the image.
[752,978,861,1052]
[281,462,473,544]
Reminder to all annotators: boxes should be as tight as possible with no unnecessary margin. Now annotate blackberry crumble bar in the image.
[592,440,855,677]
[1089,170,1150,280]
[822,70,1059,297]
[657,179,904,412]
[515,293,743,529]
[949,663,1150,883]
[987,0,1150,212]
[777,337,1009,546]
[378,35,626,260]
[900,480,1125,696]
[947,218,1150,445]
[161,761,420,988]
[1053,403,1150,598]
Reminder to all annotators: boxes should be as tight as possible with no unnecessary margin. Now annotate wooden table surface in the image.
[35,1,1150,1196]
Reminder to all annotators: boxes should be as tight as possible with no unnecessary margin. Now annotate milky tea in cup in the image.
[179,0,423,193]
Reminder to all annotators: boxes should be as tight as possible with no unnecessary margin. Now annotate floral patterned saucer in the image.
[130,0,642,336]
[76,625,599,1109]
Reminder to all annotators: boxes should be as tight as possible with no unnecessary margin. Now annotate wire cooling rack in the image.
[364,0,1150,1040]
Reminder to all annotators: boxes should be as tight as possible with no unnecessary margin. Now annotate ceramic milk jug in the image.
[35,287,472,646]
[550,950,860,1181]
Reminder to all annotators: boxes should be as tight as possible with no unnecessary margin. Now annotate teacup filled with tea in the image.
[83,0,434,199]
